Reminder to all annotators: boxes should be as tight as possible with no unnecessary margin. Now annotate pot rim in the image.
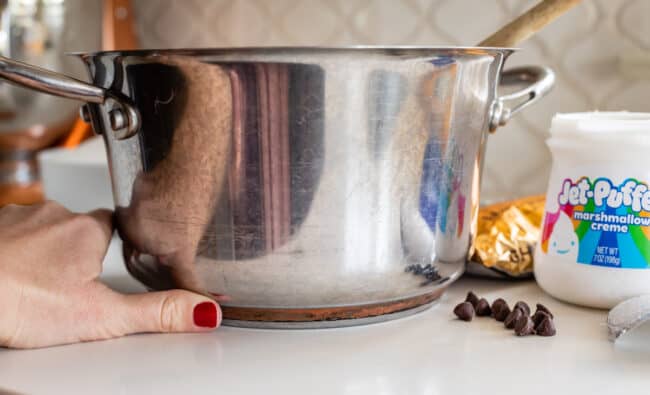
[67,45,517,58]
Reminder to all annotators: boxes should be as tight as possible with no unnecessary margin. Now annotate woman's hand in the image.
[0,201,221,349]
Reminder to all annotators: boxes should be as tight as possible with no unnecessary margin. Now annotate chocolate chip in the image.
[514,315,535,336]
[514,301,531,316]
[532,310,552,327]
[465,291,480,308]
[475,298,492,316]
[504,307,524,329]
[454,302,475,321]
[536,317,556,336]
[490,298,507,318]
[494,304,511,322]
[451,296,557,338]
[535,303,554,319]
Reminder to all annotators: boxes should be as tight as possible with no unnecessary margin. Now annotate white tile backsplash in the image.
[132,0,650,203]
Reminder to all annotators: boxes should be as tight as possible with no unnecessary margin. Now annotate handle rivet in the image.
[109,108,127,131]
[79,104,92,123]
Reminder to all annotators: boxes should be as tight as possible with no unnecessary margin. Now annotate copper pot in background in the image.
[0,0,101,205]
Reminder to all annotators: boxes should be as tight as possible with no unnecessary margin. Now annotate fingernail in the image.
[193,302,218,328]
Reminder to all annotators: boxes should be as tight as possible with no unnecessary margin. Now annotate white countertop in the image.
[1,238,649,395]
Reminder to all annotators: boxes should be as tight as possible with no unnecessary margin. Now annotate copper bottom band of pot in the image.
[220,289,445,324]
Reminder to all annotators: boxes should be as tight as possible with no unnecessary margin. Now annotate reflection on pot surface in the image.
[98,51,498,313]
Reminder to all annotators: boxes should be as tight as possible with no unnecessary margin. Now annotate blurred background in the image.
[0,0,648,208]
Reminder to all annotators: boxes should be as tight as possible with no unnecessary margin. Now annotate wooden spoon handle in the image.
[102,0,139,50]
[478,0,582,48]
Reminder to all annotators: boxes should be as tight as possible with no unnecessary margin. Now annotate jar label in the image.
[540,177,650,269]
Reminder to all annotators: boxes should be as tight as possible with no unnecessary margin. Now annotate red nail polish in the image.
[193,302,218,328]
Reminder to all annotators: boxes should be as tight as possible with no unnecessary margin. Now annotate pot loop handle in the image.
[0,55,140,140]
[489,66,555,132]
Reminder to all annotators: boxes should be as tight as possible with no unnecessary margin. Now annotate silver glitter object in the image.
[607,295,650,341]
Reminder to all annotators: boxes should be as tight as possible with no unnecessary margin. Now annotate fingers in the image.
[114,289,222,335]
[86,209,114,245]
[0,203,114,248]
[57,209,114,273]
[0,201,68,234]
[0,203,31,221]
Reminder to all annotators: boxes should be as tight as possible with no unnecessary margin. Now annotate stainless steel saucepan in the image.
[0,47,554,327]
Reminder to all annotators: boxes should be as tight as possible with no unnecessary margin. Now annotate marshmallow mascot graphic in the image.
[547,211,579,262]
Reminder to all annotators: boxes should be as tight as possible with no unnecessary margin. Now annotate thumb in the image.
[115,290,222,334]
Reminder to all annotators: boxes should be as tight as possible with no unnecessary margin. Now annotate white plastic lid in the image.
[550,111,650,138]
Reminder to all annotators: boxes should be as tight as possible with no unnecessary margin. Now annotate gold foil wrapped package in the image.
[467,195,545,279]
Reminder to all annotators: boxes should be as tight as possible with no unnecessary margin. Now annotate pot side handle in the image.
[489,66,555,132]
[0,55,140,139]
